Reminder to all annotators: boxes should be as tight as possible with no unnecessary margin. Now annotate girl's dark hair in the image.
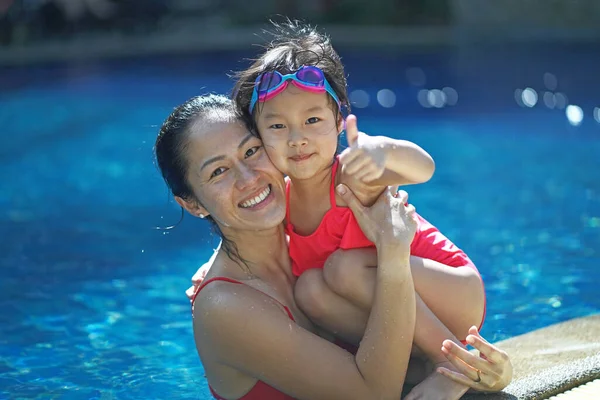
[154,94,247,268]
[232,19,350,135]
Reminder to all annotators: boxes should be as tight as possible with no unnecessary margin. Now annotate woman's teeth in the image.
[240,185,271,208]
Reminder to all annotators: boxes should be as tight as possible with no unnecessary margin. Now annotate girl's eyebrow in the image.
[262,112,281,120]
[263,105,325,120]
[305,105,326,113]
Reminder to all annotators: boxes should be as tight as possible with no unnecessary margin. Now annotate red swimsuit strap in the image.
[192,276,295,321]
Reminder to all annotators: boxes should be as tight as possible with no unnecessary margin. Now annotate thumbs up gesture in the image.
[339,114,387,183]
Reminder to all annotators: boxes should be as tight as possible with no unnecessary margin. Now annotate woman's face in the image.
[178,118,286,232]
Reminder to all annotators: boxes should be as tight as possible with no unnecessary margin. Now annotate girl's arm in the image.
[375,136,435,186]
[340,114,435,189]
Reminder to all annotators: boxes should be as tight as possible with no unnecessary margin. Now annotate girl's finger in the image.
[355,164,380,182]
[339,147,359,166]
[344,155,371,176]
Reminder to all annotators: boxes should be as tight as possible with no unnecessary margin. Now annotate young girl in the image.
[232,21,487,399]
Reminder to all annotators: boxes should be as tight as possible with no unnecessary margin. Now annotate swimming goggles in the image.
[249,66,341,113]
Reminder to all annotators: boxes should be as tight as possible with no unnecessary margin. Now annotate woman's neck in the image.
[220,224,292,281]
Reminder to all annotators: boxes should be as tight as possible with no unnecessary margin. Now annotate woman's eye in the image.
[245,145,262,158]
[210,167,226,179]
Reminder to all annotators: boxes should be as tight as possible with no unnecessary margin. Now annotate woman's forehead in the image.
[188,120,256,159]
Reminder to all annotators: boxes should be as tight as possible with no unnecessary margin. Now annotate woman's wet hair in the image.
[154,94,247,268]
[232,19,350,136]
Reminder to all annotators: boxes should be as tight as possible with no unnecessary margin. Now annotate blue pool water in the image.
[1,44,599,399]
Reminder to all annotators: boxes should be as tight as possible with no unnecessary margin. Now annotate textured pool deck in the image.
[464,314,600,400]
[546,379,600,399]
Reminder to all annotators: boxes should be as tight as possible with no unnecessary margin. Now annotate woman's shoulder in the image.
[192,276,253,330]
[192,275,282,322]
[191,276,298,362]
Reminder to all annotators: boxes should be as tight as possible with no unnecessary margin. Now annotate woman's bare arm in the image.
[194,187,417,400]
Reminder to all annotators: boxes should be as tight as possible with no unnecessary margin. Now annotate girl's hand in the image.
[339,114,387,183]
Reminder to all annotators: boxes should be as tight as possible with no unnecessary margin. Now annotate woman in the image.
[156,94,511,399]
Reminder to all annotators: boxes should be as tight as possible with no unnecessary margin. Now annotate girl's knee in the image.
[323,249,362,296]
[294,269,333,320]
[463,267,486,307]
[456,267,486,335]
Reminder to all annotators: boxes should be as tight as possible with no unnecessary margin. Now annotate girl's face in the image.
[254,85,342,181]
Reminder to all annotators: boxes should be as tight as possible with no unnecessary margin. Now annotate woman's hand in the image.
[185,262,212,301]
[437,326,513,392]
[336,184,417,249]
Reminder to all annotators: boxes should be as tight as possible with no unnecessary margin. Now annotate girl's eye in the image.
[269,124,285,129]
[245,145,262,158]
[306,117,320,124]
[210,167,226,179]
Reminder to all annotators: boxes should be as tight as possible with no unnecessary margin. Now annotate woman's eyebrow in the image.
[200,134,255,171]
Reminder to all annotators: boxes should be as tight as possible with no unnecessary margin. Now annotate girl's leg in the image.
[294,267,438,386]
[294,268,368,345]
[323,248,485,341]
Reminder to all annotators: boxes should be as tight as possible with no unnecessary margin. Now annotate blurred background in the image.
[1,1,600,399]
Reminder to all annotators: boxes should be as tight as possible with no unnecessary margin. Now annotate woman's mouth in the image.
[239,185,272,209]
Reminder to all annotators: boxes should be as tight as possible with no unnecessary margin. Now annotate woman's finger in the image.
[465,332,509,366]
[336,184,365,215]
[405,203,416,217]
[186,285,196,301]
[443,341,504,381]
[395,189,408,204]
[441,345,485,381]
[437,367,484,390]
[442,341,487,369]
